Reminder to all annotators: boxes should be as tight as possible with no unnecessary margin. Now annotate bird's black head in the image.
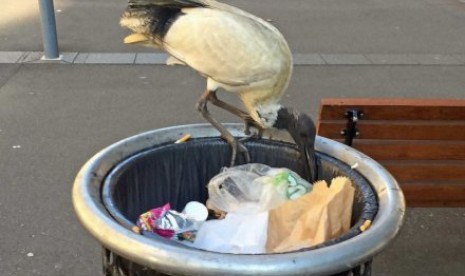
[273,106,318,182]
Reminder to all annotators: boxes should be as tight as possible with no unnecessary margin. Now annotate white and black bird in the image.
[120,0,317,181]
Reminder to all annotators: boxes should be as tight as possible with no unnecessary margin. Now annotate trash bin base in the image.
[102,247,372,276]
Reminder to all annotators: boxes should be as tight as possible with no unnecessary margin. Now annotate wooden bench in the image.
[317,98,465,207]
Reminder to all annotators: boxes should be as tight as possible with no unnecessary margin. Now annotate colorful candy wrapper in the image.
[137,203,176,238]
[137,202,207,242]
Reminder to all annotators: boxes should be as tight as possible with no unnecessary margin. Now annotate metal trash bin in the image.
[72,124,405,276]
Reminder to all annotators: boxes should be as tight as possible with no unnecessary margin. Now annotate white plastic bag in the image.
[194,164,312,254]
[207,164,312,212]
[193,203,268,254]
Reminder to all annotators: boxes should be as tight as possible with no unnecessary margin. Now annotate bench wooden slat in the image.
[318,120,465,140]
[381,160,465,181]
[331,140,465,160]
[320,98,465,121]
[317,98,465,207]
[401,181,465,207]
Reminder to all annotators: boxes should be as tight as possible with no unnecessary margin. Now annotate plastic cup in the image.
[182,201,209,223]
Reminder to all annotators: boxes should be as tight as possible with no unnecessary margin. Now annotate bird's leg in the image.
[207,91,264,137]
[196,89,250,166]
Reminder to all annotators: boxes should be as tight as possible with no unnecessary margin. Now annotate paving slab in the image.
[409,54,463,65]
[320,54,372,65]
[0,64,464,276]
[6,52,465,66]
[0,52,25,63]
[61,52,79,63]
[293,54,326,65]
[135,53,169,64]
[365,54,419,65]
[73,53,89,64]
[85,53,136,64]
[19,52,44,63]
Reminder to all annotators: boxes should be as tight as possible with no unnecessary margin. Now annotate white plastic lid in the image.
[183,201,209,222]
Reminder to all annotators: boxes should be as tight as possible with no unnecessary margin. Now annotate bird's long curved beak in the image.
[302,144,318,182]
[273,106,318,182]
[124,33,149,44]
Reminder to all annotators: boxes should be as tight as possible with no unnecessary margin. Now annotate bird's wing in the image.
[162,8,286,88]
[128,0,208,8]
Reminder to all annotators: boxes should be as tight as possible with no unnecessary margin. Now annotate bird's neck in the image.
[250,103,283,128]
[272,106,316,153]
[272,106,296,131]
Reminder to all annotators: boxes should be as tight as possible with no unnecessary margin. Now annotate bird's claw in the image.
[244,118,263,137]
[229,138,250,167]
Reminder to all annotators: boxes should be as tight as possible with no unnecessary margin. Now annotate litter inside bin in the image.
[267,176,355,253]
[202,170,354,254]
[135,164,355,254]
[194,205,269,254]
[136,201,208,243]
[207,163,313,213]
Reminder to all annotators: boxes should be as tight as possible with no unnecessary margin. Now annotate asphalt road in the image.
[2,0,465,53]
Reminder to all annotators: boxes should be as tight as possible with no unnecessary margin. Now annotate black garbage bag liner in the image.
[102,137,378,251]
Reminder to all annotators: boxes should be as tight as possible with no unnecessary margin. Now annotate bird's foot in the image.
[227,137,250,167]
[237,118,263,155]
[243,117,264,138]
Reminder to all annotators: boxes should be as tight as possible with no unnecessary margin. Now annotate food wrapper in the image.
[266,176,355,253]
[137,203,198,241]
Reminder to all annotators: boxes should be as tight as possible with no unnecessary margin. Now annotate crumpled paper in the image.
[266,176,355,253]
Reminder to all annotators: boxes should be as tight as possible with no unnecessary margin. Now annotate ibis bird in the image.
[120,0,317,181]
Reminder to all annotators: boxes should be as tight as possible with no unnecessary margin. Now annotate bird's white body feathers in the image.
[121,0,293,128]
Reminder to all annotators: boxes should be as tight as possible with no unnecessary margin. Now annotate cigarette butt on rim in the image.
[132,226,141,234]
[175,134,192,144]
[360,220,372,232]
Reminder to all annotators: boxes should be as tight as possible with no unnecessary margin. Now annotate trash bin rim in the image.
[72,123,405,276]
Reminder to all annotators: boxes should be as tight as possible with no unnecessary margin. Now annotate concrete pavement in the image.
[1,0,465,275]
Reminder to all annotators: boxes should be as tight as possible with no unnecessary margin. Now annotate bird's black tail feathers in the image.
[123,0,207,39]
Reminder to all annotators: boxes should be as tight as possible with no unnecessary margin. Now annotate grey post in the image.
[38,0,60,60]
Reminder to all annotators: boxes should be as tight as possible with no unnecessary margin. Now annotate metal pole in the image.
[38,0,60,59]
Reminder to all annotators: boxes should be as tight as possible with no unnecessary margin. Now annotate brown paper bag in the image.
[266,177,355,253]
